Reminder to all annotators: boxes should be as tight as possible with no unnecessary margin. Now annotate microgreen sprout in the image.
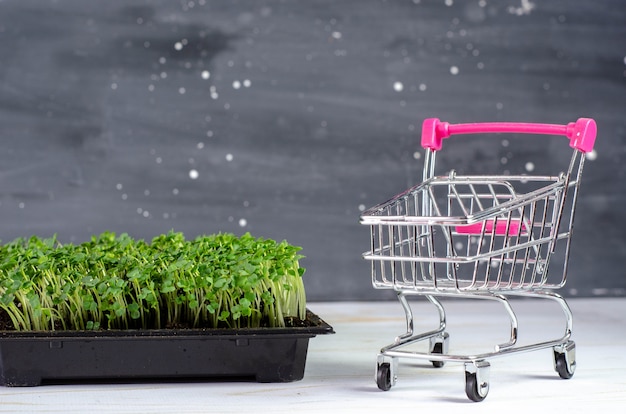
[0,232,306,331]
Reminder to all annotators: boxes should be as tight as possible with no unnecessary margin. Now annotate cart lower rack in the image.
[360,117,596,401]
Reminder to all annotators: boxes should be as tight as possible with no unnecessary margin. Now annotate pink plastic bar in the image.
[455,219,527,237]
[421,118,597,153]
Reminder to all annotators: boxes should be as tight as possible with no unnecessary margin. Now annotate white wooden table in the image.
[1,298,624,413]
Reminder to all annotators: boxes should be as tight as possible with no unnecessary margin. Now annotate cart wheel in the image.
[553,340,576,379]
[465,373,487,402]
[376,363,392,391]
[429,332,449,368]
[430,342,445,368]
[464,361,490,402]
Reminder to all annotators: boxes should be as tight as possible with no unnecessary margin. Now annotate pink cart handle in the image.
[421,117,597,153]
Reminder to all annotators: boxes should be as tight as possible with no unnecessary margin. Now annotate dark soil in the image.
[0,308,12,331]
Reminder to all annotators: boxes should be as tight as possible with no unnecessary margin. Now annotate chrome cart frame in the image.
[360,118,596,401]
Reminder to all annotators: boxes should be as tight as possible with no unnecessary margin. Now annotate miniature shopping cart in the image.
[360,118,597,401]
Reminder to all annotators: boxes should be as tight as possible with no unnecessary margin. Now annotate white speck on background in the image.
[155,157,162,164]
[225,153,234,162]
[525,162,535,172]
[18,202,25,209]
[243,79,251,88]
[238,218,247,227]
[111,83,118,90]
[201,70,210,79]
[121,194,127,200]
[159,57,166,64]
[206,130,214,137]
[189,169,199,179]
[116,183,123,190]
[178,87,186,94]
[358,204,366,212]
[331,31,342,39]
[496,102,503,110]
[393,81,404,92]
[172,188,179,195]
[585,149,598,161]
[502,139,509,147]
[197,142,204,149]
[243,200,250,207]
[148,84,155,91]
[455,242,464,251]
[450,66,459,75]
[232,80,241,89]
[419,83,427,91]
[508,0,535,15]
[445,0,453,6]
[413,151,421,159]
[174,42,183,51]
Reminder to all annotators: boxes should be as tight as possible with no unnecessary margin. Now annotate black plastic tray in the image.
[0,309,333,386]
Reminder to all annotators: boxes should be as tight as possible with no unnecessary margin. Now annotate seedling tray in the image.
[0,309,333,386]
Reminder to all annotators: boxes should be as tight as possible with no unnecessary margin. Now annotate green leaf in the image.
[128,302,141,319]
[218,310,230,321]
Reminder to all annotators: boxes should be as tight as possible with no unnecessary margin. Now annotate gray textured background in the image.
[1,0,624,301]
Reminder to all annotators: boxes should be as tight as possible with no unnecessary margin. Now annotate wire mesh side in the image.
[363,175,580,292]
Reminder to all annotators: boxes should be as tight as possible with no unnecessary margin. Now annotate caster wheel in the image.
[464,361,490,402]
[465,372,488,402]
[376,363,392,391]
[554,340,576,379]
[429,332,449,368]
[430,342,445,368]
